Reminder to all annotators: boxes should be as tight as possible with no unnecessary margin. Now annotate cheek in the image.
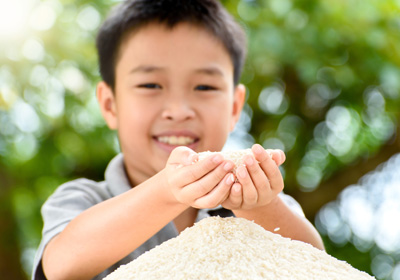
[116,102,154,138]
[202,103,233,143]
[204,97,232,122]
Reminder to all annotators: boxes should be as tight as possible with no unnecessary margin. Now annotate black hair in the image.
[96,0,247,90]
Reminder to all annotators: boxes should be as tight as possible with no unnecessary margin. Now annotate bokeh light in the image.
[316,153,400,280]
[258,83,289,115]
[0,0,35,40]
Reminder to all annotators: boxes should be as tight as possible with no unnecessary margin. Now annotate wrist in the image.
[153,168,189,209]
[232,196,282,223]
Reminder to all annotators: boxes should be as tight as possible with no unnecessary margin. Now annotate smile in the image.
[156,136,196,146]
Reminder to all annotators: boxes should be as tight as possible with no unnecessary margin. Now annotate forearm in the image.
[42,171,187,280]
[233,196,325,250]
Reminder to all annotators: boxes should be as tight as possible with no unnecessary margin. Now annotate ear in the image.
[96,81,118,130]
[230,83,246,131]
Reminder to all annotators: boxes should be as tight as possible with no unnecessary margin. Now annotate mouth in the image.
[156,135,197,146]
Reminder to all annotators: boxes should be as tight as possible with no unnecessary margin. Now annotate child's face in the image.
[97,22,245,185]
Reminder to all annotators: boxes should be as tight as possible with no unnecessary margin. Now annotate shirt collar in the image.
[105,153,132,197]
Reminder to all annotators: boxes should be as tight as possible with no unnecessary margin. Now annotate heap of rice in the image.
[104,217,375,280]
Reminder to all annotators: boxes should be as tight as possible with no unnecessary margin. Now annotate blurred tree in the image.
[0,0,399,279]
[0,0,118,277]
[0,170,26,280]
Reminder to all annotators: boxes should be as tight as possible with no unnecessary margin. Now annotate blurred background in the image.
[0,0,399,279]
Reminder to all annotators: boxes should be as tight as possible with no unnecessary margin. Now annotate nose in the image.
[161,96,195,122]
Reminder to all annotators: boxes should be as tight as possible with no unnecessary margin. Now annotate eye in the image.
[137,83,162,89]
[195,85,217,91]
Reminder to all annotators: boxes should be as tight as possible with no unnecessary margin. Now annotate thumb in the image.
[167,146,198,167]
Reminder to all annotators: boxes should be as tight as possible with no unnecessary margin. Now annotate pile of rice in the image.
[104,217,375,280]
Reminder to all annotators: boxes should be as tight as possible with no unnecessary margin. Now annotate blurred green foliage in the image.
[0,0,399,279]
[226,0,400,191]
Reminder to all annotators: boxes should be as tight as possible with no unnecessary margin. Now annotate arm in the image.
[222,144,324,250]
[42,171,187,280]
[233,197,325,250]
[42,147,235,280]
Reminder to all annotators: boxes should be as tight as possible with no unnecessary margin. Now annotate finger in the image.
[167,146,197,166]
[236,165,258,205]
[221,182,242,209]
[252,145,284,193]
[242,154,271,195]
[172,153,226,187]
[180,159,235,198]
[265,148,286,166]
[275,149,286,165]
[193,172,235,208]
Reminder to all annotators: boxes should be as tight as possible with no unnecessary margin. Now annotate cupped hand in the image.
[163,146,236,209]
[221,144,285,210]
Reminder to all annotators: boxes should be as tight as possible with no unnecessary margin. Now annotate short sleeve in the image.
[31,179,112,280]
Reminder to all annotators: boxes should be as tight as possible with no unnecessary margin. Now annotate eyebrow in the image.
[129,65,224,77]
[194,66,224,77]
[129,65,166,74]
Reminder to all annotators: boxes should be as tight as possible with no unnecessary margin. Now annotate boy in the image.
[32,0,324,279]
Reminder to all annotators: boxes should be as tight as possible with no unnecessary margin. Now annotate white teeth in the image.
[157,136,195,145]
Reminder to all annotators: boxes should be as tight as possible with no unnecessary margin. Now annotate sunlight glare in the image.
[30,3,57,31]
[0,0,36,40]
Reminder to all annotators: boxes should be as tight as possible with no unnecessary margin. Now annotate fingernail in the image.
[223,161,234,171]
[233,184,241,193]
[245,156,253,166]
[226,173,235,184]
[237,165,247,178]
[212,154,223,164]
[188,154,198,164]
[254,144,264,154]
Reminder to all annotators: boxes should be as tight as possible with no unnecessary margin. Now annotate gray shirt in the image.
[32,153,304,279]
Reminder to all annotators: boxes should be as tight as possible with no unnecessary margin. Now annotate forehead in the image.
[115,22,233,78]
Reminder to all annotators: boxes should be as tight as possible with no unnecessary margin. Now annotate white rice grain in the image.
[104,217,375,280]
